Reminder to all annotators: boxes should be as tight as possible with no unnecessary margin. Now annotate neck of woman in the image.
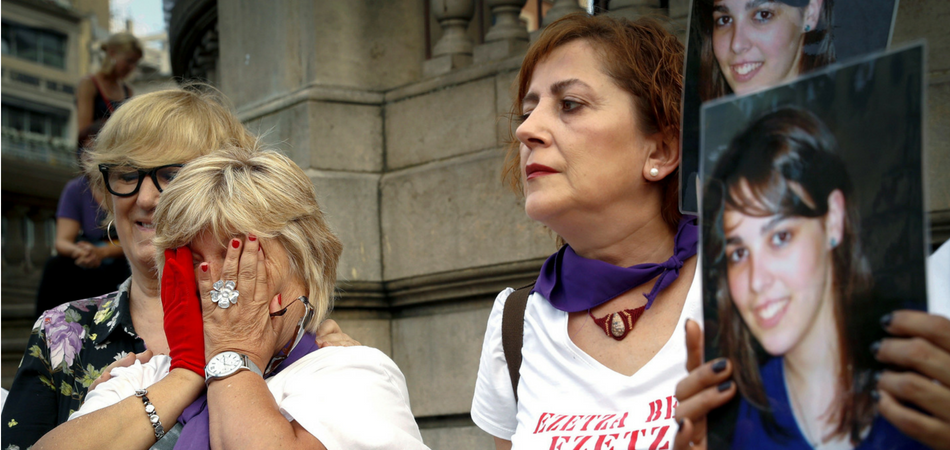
[559,209,675,268]
[128,268,169,354]
[98,70,120,85]
[783,286,843,444]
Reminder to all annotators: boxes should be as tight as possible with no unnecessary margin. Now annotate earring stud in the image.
[805,24,811,32]
[830,237,838,248]
[649,167,659,177]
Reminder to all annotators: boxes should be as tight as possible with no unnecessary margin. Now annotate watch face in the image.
[208,352,243,377]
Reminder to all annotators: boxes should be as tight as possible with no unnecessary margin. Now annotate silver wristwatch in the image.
[204,351,263,385]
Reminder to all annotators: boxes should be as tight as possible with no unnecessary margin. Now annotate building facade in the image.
[162,1,949,448]
[0,0,174,388]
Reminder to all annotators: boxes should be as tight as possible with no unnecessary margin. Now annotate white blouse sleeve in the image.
[470,287,518,440]
[267,346,428,450]
[68,355,171,421]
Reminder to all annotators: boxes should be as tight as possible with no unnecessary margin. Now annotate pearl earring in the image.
[649,167,659,177]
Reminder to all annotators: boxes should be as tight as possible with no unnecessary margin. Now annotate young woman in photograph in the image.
[695,0,834,100]
[675,108,938,449]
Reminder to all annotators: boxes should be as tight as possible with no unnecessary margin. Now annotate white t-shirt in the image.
[72,347,428,450]
[472,267,703,449]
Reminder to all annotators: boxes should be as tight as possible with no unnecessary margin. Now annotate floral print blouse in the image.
[1,279,146,450]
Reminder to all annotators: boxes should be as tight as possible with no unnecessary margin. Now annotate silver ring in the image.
[210,280,239,309]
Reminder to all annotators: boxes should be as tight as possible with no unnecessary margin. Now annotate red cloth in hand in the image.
[161,247,205,377]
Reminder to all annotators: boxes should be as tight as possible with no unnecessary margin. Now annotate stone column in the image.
[424,0,476,77]
[667,0,690,42]
[542,0,584,27]
[608,0,663,22]
[28,209,55,269]
[474,0,529,64]
[3,207,29,266]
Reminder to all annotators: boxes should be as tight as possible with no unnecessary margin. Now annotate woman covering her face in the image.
[32,147,427,449]
[696,0,835,100]
[472,13,700,449]
[688,108,927,448]
[0,88,356,450]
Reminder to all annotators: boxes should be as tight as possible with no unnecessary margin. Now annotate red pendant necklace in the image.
[588,306,646,341]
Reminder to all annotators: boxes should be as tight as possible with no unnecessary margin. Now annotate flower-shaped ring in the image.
[210,280,239,309]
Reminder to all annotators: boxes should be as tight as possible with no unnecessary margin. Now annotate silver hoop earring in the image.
[107,220,117,246]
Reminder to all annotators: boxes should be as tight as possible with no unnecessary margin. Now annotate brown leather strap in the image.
[502,282,534,403]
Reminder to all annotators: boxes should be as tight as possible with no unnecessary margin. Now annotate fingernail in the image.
[676,419,684,431]
[248,234,257,242]
[880,313,892,329]
[717,380,732,392]
[278,293,282,306]
[200,263,209,272]
[231,239,240,248]
[712,358,728,373]
[873,370,883,385]
[870,340,882,357]
[871,390,880,403]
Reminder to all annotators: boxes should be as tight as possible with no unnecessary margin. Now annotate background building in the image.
[1,0,172,388]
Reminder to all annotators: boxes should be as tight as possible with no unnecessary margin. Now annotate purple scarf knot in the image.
[533,216,698,313]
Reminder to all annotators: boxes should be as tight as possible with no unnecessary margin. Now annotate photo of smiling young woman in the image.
[678,0,899,214]
[700,108,928,449]
[698,0,834,100]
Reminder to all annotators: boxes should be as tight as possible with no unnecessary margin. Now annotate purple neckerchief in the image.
[533,215,698,313]
[173,334,320,450]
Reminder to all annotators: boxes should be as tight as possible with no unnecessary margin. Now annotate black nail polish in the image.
[712,358,728,373]
[676,419,684,431]
[871,390,880,403]
[870,341,882,357]
[717,380,732,392]
[880,313,893,329]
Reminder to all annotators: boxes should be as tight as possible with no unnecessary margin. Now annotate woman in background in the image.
[36,121,130,317]
[696,0,834,100]
[76,32,142,131]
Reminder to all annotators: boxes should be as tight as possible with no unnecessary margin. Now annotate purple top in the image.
[174,334,321,450]
[56,176,106,242]
[534,215,699,313]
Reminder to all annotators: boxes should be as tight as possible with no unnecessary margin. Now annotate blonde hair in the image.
[152,147,343,332]
[98,32,143,76]
[84,86,258,222]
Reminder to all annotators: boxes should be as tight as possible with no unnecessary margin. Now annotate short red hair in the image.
[501,13,684,229]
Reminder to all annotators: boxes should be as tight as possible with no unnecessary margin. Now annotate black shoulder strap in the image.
[502,282,535,403]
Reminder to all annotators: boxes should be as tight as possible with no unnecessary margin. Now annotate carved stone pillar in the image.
[542,0,584,27]
[3,207,29,266]
[424,0,476,77]
[608,0,664,22]
[474,0,529,64]
[28,209,55,268]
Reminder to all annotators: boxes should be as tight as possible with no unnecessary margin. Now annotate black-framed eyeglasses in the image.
[98,164,184,197]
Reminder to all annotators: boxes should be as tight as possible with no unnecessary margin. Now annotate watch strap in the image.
[204,352,264,385]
